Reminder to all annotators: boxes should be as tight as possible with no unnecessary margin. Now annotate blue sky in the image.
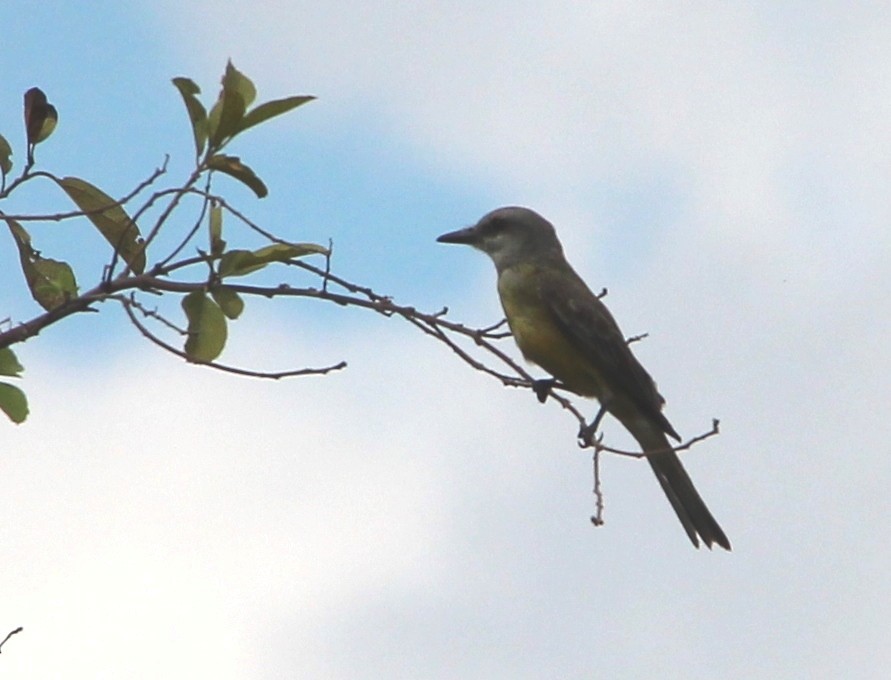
[3,2,891,678]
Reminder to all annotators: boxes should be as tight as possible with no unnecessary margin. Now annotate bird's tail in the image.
[642,431,731,550]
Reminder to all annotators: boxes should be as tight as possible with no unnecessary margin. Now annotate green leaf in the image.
[206,154,268,198]
[31,258,78,309]
[223,61,256,109]
[211,286,244,319]
[217,250,256,278]
[172,77,208,157]
[6,219,79,310]
[182,291,227,362]
[24,87,58,146]
[253,242,329,260]
[0,348,24,377]
[171,77,200,97]
[209,202,225,255]
[0,382,28,424]
[218,242,329,278]
[0,133,12,175]
[59,176,146,273]
[34,105,58,144]
[23,88,46,141]
[207,62,253,148]
[235,95,315,135]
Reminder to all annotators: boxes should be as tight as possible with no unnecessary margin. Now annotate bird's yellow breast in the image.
[497,265,605,398]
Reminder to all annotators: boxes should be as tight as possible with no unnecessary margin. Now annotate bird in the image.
[437,206,730,550]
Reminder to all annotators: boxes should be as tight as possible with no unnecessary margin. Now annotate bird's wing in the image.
[538,267,680,441]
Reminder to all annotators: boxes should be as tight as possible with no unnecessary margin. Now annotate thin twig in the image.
[120,295,347,380]
[590,450,604,526]
[477,318,509,335]
[0,627,23,653]
[2,161,168,222]
[127,167,205,278]
[154,171,215,270]
[118,296,186,335]
[582,419,721,458]
[322,239,333,293]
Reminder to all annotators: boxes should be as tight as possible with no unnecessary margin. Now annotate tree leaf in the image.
[171,77,200,97]
[217,250,255,278]
[0,133,12,175]
[0,382,28,424]
[24,87,58,146]
[235,95,315,135]
[172,77,208,157]
[0,348,24,377]
[218,242,328,278]
[222,61,256,109]
[6,219,79,310]
[59,176,146,273]
[182,291,227,362]
[206,154,268,198]
[207,62,253,149]
[211,286,244,319]
[253,242,329,260]
[209,203,225,255]
[34,105,58,144]
[23,87,46,143]
[31,258,78,309]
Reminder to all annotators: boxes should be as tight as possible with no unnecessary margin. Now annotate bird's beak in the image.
[436,225,479,245]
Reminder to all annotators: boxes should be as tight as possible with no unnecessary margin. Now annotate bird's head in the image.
[437,206,564,271]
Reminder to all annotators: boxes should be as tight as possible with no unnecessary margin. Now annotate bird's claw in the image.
[578,423,604,448]
[532,378,557,403]
[578,405,608,447]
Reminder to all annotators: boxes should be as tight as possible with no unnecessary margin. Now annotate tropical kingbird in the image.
[437,206,730,550]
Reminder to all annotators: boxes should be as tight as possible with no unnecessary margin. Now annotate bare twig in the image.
[581,419,721,458]
[120,296,346,379]
[154,173,214,270]
[1,161,168,222]
[322,239,333,293]
[626,332,649,345]
[124,167,205,279]
[590,449,604,526]
[476,318,510,336]
[0,626,23,653]
[120,296,186,335]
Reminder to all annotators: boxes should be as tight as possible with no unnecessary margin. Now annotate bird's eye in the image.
[484,217,506,235]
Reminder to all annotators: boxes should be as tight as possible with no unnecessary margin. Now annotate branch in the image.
[0,245,717,458]
[152,174,214,270]
[0,294,100,350]
[581,419,721,458]
[0,250,594,438]
[120,295,346,380]
[1,161,168,222]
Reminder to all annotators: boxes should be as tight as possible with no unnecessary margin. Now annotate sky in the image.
[2,1,890,678]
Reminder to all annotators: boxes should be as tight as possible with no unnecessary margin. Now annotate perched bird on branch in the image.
[438,207,730,550]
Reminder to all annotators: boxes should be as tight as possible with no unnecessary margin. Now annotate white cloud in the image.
[157,2,891,249]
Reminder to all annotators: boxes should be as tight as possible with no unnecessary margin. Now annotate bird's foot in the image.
[578,423,602,448]
[532,378,557,404]
[578,405,608,447]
